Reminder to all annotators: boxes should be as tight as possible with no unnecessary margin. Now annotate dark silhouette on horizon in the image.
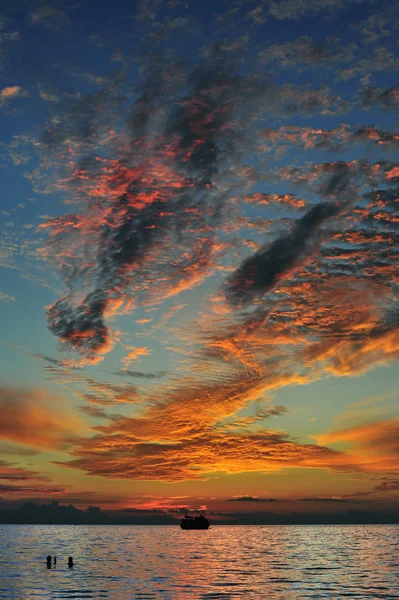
[0,500,398,525]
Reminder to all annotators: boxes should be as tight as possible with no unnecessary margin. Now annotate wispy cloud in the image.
[316,418,399,473]
[0,291,15,302]
[0,86,25,106]
[0,386,83,450]
[30,5,69,30]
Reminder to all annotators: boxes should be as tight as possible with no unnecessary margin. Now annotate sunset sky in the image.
[0,0,398,521]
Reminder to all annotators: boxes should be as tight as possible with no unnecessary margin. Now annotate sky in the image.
[0,0,398,522]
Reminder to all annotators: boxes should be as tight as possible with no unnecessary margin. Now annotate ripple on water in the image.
[0,525,398,599]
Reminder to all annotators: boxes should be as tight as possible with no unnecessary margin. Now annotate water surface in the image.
[0,524,398,598]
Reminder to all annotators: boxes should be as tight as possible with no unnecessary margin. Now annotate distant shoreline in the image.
[1,521,398,526]
[1,501,397,526]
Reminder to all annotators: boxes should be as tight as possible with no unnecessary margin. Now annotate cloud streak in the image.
[0,387,83,450]
[226,201,341,305]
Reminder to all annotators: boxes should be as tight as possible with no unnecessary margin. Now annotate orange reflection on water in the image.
[2,524,398,598]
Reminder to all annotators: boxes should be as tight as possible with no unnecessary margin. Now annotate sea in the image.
[0,524,398,599]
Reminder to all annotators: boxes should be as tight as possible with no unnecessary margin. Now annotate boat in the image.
[180,513,210,530]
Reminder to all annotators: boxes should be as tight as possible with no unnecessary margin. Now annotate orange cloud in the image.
[0,86,25,105]
[245,192,306,209]
[57,368,360,481]
[0,459,67,497]
[0,460,47,482]
[61,422,347,482]
[316,418,399,473]
[0,387,83,450]
[121,346,151,368]
[0,483,66,496]
[386,166,399,179]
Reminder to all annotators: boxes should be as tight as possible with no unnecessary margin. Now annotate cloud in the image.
[226,496,278,502]
[374,478,399,492]
[353,9,397,44]
[0,483,66,495]
[38,47,356,364]
[261,124,399,152]
[0,443,40,457]
[0,460,47,482]
[113,369,167,379]
[218,405,289,432]
[297,497,353,503]
[75,378,142,406]
[0,291,15,302]
[77,405,112,420]
[245,192,306,209]
[0,86,25,106]
[59,423,345,482]
[33,353,62,366]
[121,346,151,368]
[30,5,69,30]
[276,85,349,115]
[0,459,65,496]
[56,371,357,482]
[241,0,370,23]
[316,418,399,473]
[0,387,83,450]
[259,36,355,71]
[225,201,341,305]
[40,56,271,362]
[363,86,399,109]
[266,0,364,20]
[207,152,398,388]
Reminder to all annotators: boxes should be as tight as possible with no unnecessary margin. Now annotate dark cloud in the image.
[276,85,349,115]
[242,0,372,24]
[113,369,168,379]
[0,443,40,457]
[363,86,399,109]
[47,293,112,360]
[77,405,112,420]
[298,497,353,503]
[29,4,70,30]
[219,405,289,432]
[0,483,66,495]
[226,496,278,502]
[0,460,65,497]
[226,202,341,305]
[33,353,62,366]
[374,478,399,492]
[0,460,47,482]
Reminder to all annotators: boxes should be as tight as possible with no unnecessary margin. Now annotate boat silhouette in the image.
[180,513,210,530]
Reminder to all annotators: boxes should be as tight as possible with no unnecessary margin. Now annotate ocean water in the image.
[0,524,398,599]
